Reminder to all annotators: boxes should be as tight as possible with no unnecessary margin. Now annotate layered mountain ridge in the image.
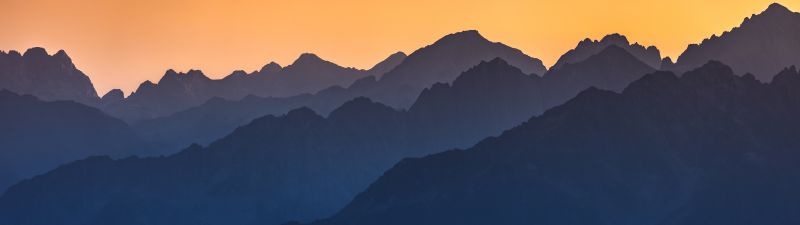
[0,90,147,192]
[669,3,800,81]
[550,33,662,70]
[104,53,376,121]
[304,61,800,225]
[0,48,98,104]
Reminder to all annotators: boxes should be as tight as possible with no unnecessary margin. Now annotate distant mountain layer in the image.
[0,51,661,225]
[0,97,479,225]
[542,45,657,107]
[0,48,98,104]
[132,44,651,156]
[670,3,800,81]
[550,33,662,70]
[367,51,407,78]
[129,30,552,154]
[103,53,378,121]
[0,90,145,192]
[373,30,547,107]
[305,62,800,225]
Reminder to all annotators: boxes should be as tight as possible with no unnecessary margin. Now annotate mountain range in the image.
[127,7,800,155]
[668,3,800,81]
[0,39,690,224]
[1,3,799,225]
[0,48,98,104]
[128,30,552,154]
[101,52,393,121]
[0,90,146,192]
[303,62,800,225]
[0,96,448,225]
[550,33,662,70]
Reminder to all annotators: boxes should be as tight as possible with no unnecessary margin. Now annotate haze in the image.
[1,0,796,95]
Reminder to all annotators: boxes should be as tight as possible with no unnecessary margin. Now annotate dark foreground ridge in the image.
[304,62,800,225]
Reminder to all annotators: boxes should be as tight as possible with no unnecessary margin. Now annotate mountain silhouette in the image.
[126,30,552,154]
[367,51,407,78]
[0,98,436,225]
[0,51,671,224]
[407,58,545,148]
[372,30,547,107]
[550,33,662,70]
[130,42,654,155]
[0,90,146,192]
[669,3,800,81]
[0,48,99,104]
[542,44,657,108]
[104,53,376,121]
[100,89,124,105]
[302,62,800,225]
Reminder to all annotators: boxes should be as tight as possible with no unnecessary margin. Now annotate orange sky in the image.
[1,0,797,95]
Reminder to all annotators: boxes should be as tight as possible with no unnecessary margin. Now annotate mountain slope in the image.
[367,51,407,78]
[407,58,545,148]
[670,3,800,81]
[0,90,145,192]
[542,45,657,108]
[305,62,800,225]
[104,53,372,121]
[128,30,551,153]
[0,98,421,225]
[551,33,662,70]
[0,48,99,104]
[0,58,553,225]
[372,30,547,107]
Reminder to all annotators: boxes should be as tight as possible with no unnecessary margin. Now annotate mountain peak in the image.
[260,61,282,74]
[164,69,178,76]
[765,3,791,15]
[328,97,397,121]
[53,49,71,61]
[443,57,531,89]
[672,2,800,80]
[185,69,206,78]
[552,33,661,70]
[771,65,800,85]
[284,107,321,121]
[679,61,740,87]
[388,51,407,58]
[433,30,488,45]
[158,69,179,83]
[368,51,407,77]
[294,53,326,65]
[4,50,22,58]
[228,70,249,78]
[599,33,631,45]
[101,89,125,102]
[22,47,49,58]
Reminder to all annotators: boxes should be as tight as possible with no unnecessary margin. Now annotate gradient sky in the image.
[1,0,797,95]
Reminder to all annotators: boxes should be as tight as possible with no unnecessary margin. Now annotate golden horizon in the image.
[1,0,797,95]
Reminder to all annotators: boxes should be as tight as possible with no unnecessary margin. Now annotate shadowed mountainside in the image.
[0,90,146,192]
[0,48,664,225]
[550,33,662,70]
[103,53,379,121]
[304,62,800,225]
[0,48,99,104]
[542,45,657,108]
[130,30,551,154]
[366,51,407,78]
[669,3,800,81]
[0,51,571,225]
